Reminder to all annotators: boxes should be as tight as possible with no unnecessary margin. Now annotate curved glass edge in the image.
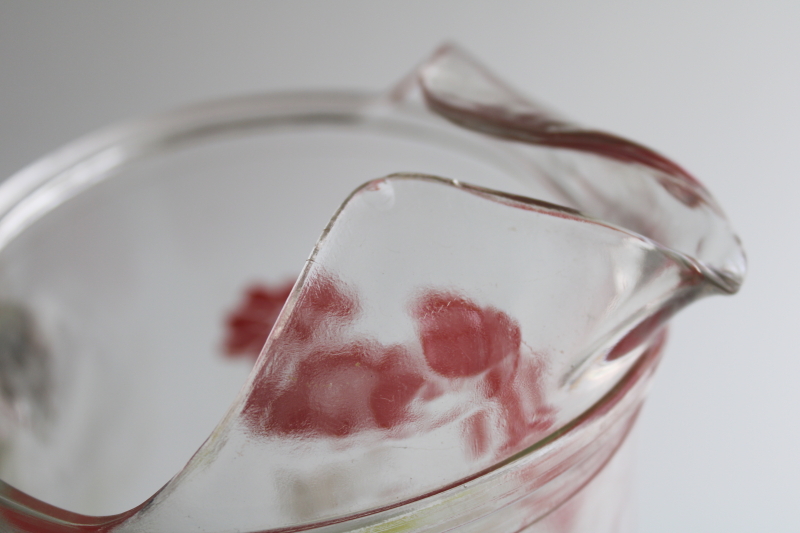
[0,45,746,533]
[413,44,745,295]
[117,174,684,532]
[0,91,373,254]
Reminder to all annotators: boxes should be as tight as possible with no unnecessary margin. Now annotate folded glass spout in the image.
[0,46,744,533]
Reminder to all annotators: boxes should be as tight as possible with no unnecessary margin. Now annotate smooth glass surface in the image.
[0,45,744,532]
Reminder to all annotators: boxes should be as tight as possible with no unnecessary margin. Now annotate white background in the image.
[1,2,797,531]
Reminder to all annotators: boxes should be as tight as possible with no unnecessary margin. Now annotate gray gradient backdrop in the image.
[1,2,797,531]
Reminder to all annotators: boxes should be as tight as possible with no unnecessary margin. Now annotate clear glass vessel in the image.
[0,46,744,532]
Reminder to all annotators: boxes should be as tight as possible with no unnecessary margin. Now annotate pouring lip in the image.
[0,86,745,296]
[416,44,746,296]
[0,86,741,531]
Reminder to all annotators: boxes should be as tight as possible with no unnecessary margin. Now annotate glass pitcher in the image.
[0,45,744,533]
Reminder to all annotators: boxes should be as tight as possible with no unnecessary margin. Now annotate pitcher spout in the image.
[0,45,744,533]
